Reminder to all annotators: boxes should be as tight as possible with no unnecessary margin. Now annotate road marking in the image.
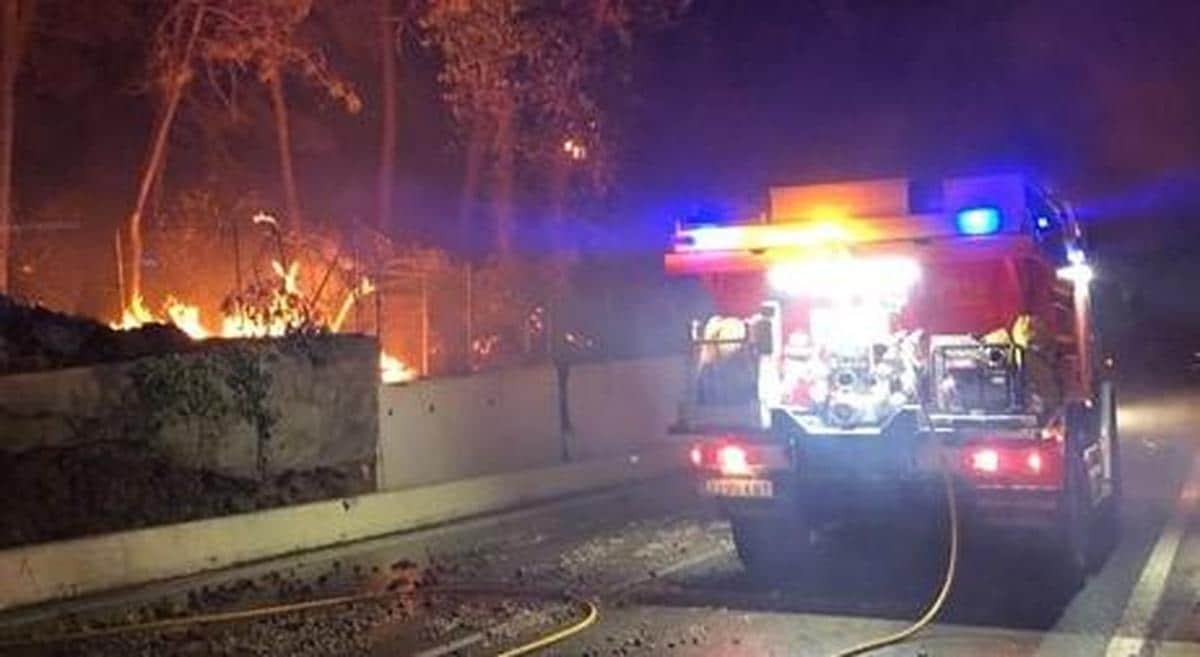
[413,631,486,657]
[608,545,730,596]
[413,543,727,656]
[1104,450,1200,657]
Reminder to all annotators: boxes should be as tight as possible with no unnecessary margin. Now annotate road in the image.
[1,388,1198,656]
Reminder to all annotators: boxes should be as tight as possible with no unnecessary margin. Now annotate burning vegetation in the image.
[111,212,415,383]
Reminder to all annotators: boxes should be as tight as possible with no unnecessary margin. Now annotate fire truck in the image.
[668,175,1119,584]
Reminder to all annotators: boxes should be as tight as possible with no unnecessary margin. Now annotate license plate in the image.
[704,478,774,498]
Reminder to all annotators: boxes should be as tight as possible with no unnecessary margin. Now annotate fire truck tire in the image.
[730,514,809,575]
[1050,456,1091,590]
[1088,388,1122,571]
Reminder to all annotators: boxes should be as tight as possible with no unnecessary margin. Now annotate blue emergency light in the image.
[955,207,1002,235]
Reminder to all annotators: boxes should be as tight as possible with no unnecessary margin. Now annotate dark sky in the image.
[621,0,1200,247]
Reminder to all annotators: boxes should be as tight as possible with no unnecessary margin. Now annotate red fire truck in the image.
[668,175,1119,584]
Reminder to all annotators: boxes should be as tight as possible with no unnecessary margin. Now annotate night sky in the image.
[624,1,1200,231]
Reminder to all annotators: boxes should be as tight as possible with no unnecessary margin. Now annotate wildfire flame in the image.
[379,351,415,384]
[113,217,414,383]
[114,294,157,330]
[164,296,209,339]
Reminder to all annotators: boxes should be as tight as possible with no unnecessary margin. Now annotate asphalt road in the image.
[2,388,1198,657]
[546,388,1200,657]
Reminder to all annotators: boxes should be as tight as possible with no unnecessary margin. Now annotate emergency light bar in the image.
[673,222,848,253]
[767,256,921,299]
[955,207,1003,235]
[673,208,1013,258]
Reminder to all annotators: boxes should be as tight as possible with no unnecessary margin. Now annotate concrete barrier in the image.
[377,357,688,491]
[567,357,686,459]
[0,356,693,611]
[377,365,561,490]
[0,445,687,612]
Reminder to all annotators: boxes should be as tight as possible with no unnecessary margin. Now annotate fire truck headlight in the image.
[767,257,920,299]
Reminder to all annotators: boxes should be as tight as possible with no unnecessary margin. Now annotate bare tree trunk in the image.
[0,0,32,294]
[268,63,302,230]
[493,96,515,257]
[128,79,188,307]
[126,6,203,308]
[0,0,18,293]
[375,0,396,232]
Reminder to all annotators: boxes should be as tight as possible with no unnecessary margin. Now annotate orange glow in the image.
[164,297,209,339]
[112,213,414,383]
[330,276,375,333]
[809,206,849,222]
[675,221,850,253]
[562,138,587,161]
[114,294,156,330]
[379,351,416,384]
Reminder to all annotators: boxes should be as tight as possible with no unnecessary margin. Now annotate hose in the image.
[0,584,596,655]
[0,590,393,647]
[828,445,960,657]
[495,597,599,657]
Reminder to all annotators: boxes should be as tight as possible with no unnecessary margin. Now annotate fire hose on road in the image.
[0,450,957,657]
[829,445,961,657]
[0,584,601,656]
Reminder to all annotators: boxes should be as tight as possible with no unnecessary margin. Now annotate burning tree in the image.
[125,0,360,315]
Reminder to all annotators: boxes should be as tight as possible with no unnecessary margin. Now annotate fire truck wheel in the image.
[1088,390,1122,571]
[731,514,810,576]
[1051,456,1091,590]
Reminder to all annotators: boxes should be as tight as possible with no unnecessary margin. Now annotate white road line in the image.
[608,545,730,596]
[414,544,728,656]
[1104,450,1200,657]
[413,631,486,657]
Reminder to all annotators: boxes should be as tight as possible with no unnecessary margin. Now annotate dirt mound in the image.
[0,294,197,375]
[0,441,358,548]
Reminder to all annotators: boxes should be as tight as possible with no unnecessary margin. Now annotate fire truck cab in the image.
[667,175,1119,583]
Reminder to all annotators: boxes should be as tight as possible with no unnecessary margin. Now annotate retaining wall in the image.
[377,356,687,490]
[0,336,379,480]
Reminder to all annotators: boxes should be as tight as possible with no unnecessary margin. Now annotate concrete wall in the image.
[0,354,692,610]
[378,356,686,490]
[566,357,687,460]
[378,365,561,489]
[0,336,378,480]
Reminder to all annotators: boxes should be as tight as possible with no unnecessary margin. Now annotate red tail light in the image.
[716,444,751,476]
[689,437,764,476]
[960,439,1063,488]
